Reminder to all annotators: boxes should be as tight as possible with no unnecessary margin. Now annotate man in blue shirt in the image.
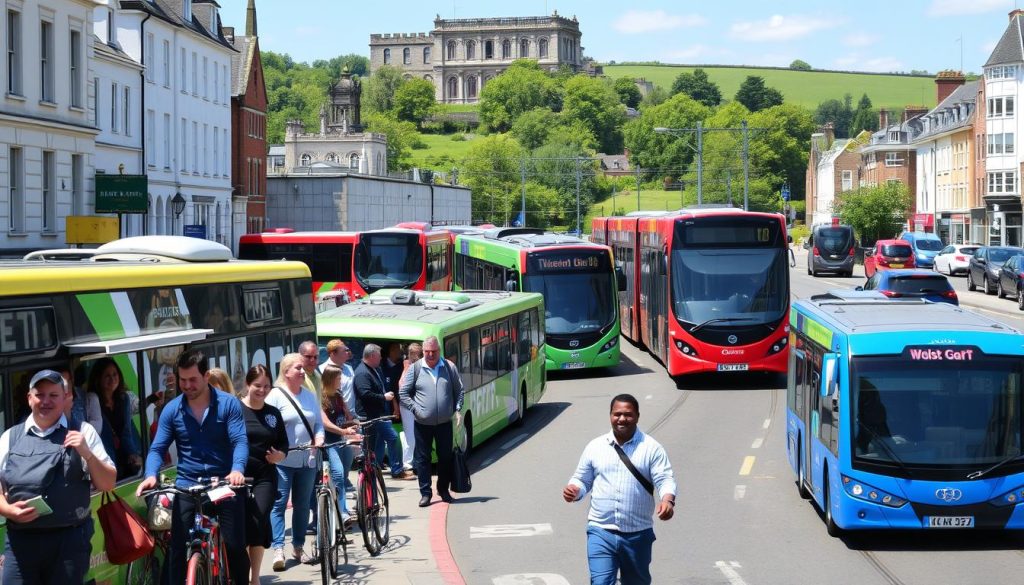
[137,348,249,585]
[563,393,676,585]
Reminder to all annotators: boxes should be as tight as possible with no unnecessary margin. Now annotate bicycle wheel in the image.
[369,467,391,553]
[185,551,209,585]
[317,492,340,585]
[124,551,159,585]
[356,471,375,554]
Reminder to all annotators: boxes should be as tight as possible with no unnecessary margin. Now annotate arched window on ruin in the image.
[466,40,475,60]
[300,153,311,166]
[424,47,431,63]
[447,40,456,60]
[539,38,548,59]
[447,76,458,100]
[383,48,391,64]
[403,48,411,65]
[502,39,511,59]
[520,38,529,57]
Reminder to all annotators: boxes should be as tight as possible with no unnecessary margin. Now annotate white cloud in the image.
[729,14,838,42]
[664,44,711,61]
[927,0,1011,17]
[612,10,706,34]
[843,33,876,47]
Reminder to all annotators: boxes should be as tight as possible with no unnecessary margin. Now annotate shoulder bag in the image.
[275,386,315,442]
[98,491,155,564]
[612,443,654,495]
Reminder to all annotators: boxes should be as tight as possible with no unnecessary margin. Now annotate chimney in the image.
[935,70,966,104]
[223,26,234,43]
[1010,8,1024,21]
[822,122,835,146]
[246,0,258,37]
[879,108,889,129]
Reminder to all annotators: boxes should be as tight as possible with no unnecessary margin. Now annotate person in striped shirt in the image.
[563,393,676,585]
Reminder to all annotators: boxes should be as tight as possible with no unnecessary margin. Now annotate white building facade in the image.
[0,0,97,255]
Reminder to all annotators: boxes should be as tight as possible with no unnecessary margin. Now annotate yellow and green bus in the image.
[452,228,625,371]
[0,235,315,585]
[315,289,546,452]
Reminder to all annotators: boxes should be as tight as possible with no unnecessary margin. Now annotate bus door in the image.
[792,347,814,489]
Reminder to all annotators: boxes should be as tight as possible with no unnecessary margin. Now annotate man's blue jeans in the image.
[370,420,403,476]
[585,525,655,585]
[271,465,317,550]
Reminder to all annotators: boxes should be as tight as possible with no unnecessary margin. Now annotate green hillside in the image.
[603,65,938,110]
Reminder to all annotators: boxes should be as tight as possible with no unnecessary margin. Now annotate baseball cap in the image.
[29,369,66,390]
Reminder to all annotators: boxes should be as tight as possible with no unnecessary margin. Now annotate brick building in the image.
[806,125,866,227]
[859,107,927,218]
[228,0,267,239]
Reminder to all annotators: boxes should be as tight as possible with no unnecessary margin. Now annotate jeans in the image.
[2,521,92,585]
[326,444,352,519]
[413,421,453,498]
[370,420,404,476]
[585,525,655,585]
[271,465,317,550]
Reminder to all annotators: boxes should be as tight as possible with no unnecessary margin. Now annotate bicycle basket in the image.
[148,493,174,532]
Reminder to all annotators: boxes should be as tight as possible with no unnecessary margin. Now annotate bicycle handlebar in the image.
[287,439,353,452]
[139,476,254,499]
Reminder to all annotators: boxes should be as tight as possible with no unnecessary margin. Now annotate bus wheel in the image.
[460,413,474,457]
[513,386,527,428]
[824,469,843,538]
[796,439,810,500]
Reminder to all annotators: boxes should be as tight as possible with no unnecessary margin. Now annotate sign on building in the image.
[95,174,148,213]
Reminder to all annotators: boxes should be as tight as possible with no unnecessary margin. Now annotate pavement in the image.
[257,475,464,585]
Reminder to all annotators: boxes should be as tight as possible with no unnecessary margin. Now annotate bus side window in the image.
[531,308,543,348]
[517,312,532,367]
[459,331,472,387]
[482,325,497,383]
[469,328,483,388]
[444,335,460,368]
[497,320,511,375]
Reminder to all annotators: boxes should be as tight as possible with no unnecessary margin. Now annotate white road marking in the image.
[493,575,571,585]
[645,394,653,400]
[762,418,771,429]
[715,561,749,585]
[500,434,528,450]
[733,485,746,500]
[739,456,755,476]
[751,438,764,449]
[470,524,554,539]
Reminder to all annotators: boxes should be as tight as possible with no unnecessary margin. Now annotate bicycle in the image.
[124,516,170,585]
[352,415,395,556]
[291,439,352,585]
[138,477,251,585]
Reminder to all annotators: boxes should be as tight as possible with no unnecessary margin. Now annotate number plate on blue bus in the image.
[924,516,974,528]
[562,362,587,370]
[717,363,749,372]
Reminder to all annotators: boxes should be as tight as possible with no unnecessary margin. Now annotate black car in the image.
[996,254,1024,309]
[967,246,1023,295]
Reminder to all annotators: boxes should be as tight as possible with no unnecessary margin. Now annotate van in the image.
[897,231,944,269]
[806,224,855,277]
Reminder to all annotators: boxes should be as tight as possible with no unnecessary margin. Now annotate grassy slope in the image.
[603,65,937,110]
[408,133,481,167]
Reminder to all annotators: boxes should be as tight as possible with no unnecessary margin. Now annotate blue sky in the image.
[221,0,1024,73]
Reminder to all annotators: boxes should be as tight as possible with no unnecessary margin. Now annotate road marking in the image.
[733,485,746,500]
[493,575,570,585]
[500,434,528,450]
[751,438,763,449]
[715,561,749,585]
[470,524,553,539]
[762,418,771,429]
[739,456,756,476]
[645,394,653,400]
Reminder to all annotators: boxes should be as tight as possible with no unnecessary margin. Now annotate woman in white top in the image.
[265,353,324,570]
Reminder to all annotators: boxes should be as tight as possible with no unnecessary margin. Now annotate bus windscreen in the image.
[355,233,423,292]
[524,250,615,335]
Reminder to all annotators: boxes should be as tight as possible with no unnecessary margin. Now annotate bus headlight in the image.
[841,475,906,508]
[674,339,698,358]
[766,335,788,356]
[600,336,619,353]
[988,486,1024,507]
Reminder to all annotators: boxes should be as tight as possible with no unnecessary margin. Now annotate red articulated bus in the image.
[238,229,358,302]
[594,207,791,377]
[356,223,452,297]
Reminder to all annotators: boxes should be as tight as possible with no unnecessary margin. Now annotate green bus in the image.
[316,290,546,452]
[452,228,625,371]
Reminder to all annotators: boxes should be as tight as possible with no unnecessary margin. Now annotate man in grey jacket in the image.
[399,336,465,507]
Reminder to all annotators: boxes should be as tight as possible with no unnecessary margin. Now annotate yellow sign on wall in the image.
[66,216,119,244]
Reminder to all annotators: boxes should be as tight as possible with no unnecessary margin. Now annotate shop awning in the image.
[911,213,935,229]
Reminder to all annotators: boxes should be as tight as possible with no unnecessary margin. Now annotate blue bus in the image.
[787,290,1024,535]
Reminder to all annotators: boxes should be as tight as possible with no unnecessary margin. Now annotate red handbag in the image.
[97,492,155,565]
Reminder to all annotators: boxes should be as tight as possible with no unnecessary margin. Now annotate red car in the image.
[863,239,915,278]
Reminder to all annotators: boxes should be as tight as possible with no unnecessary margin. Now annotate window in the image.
[202,56,208,98]
[988,65,1018,79]
[7,10,21,95]
[447,76,458,99]
[179,47,186,90]
[69,30,82,107]
[191,52,197,94]
[41,151,54,232]
[71,154,84,215]
[484,40,493,59]
[539,38,548,58]
[988,96,1015,118]
[146,110,155,165]
[222,65,227,103]
[192,121,198,172]
[162,40,170,86]
[8,147,22,231]
[884,152,903,167]
[349,154,358,169]
[202,124,208,174]
[446,41,455,60]
[841,170,853,191]
[223,129,229,175]
[466,76,477,100]
[403,47,410,65]
[502,39,510,59]
[163,114,171,167]
[213,125,218,175]
[520,38,529,57]
[423,46,430,63]
[111,82,119,132]
[123,86,131,136]
[887,130,900,142]
[988,171,1017,194]
[40,21,53,102]
[988,133,1015,155]
[466,40,475,60]
[144,33,154,82]
[383,48,390,64]
[180,118,187,171]
[300,153,311,166]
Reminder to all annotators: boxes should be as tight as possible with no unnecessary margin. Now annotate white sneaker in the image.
[272,548,285,572]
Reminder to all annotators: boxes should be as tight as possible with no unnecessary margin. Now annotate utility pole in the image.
[612,186,616,216]
[742,120,750,211]
[727,171,732,206]
[635,163,641,212]
[696,121,703,205]
[575,156,582,235]
[520,158,527,227]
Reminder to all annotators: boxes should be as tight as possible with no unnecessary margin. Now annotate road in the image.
[444,253,1024,585]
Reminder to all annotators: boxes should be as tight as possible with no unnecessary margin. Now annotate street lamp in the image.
[654,124,703,205]
[172,191,186,218]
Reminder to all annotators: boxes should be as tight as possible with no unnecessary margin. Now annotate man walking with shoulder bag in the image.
[562,393,676,585]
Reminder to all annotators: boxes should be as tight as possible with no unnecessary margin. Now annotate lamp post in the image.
[171,191,186,235]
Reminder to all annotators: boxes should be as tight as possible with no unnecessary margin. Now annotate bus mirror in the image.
[821,353,839,399]
[787,235,793,244]
[615,266,627,291]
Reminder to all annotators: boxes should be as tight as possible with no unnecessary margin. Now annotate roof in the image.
[465,229,603,250]
[119,0,235,51]
[316,290,542,330]
[985,14,1024,67]
[913,80,978,143]
[796,296,1018,336]
[230,35,254,96]
[597,153,630,171]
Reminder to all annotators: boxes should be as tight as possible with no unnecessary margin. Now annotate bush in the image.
[450,134,467,142]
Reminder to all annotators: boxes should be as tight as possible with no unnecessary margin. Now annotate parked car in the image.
[859,269,958,305]
[967,246,1023,294]
[898,231,945,269]
[806,224,855,277]
[996,254,1024,309]
[863,239,915,278]
[932,244,980,276]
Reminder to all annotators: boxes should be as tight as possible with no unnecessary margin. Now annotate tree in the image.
[850,93,878,134]
[669,68,722,107]
[734,76,784,112]
[479,60,560,132]
[312,54,369,80]
[530,134,599,225]
[623,92,711,178]
[460,134,525,224]
[510,108,557,150]
[789,59,812,71]
[393,79,436,128]
[363,65,406,114]
[640,85,668,109]
[613,77,642,109]
[363,113,418,172]
[560,75,626,153]
[833,182,913,244]
[814,94,854,138]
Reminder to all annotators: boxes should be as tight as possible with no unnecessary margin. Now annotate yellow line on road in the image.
[739,456,756,476]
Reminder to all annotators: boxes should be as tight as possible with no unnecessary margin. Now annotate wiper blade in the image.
[690,317,757,333]
[967,453,1024,480]
[858,424,914,478]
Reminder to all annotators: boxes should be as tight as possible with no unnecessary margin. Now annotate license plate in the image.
[562,362,587,370]
[717,363,749,372]
[925,516,974,528]
[889,263,904,268]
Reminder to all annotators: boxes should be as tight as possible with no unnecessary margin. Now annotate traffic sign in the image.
[781,184,790,201]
